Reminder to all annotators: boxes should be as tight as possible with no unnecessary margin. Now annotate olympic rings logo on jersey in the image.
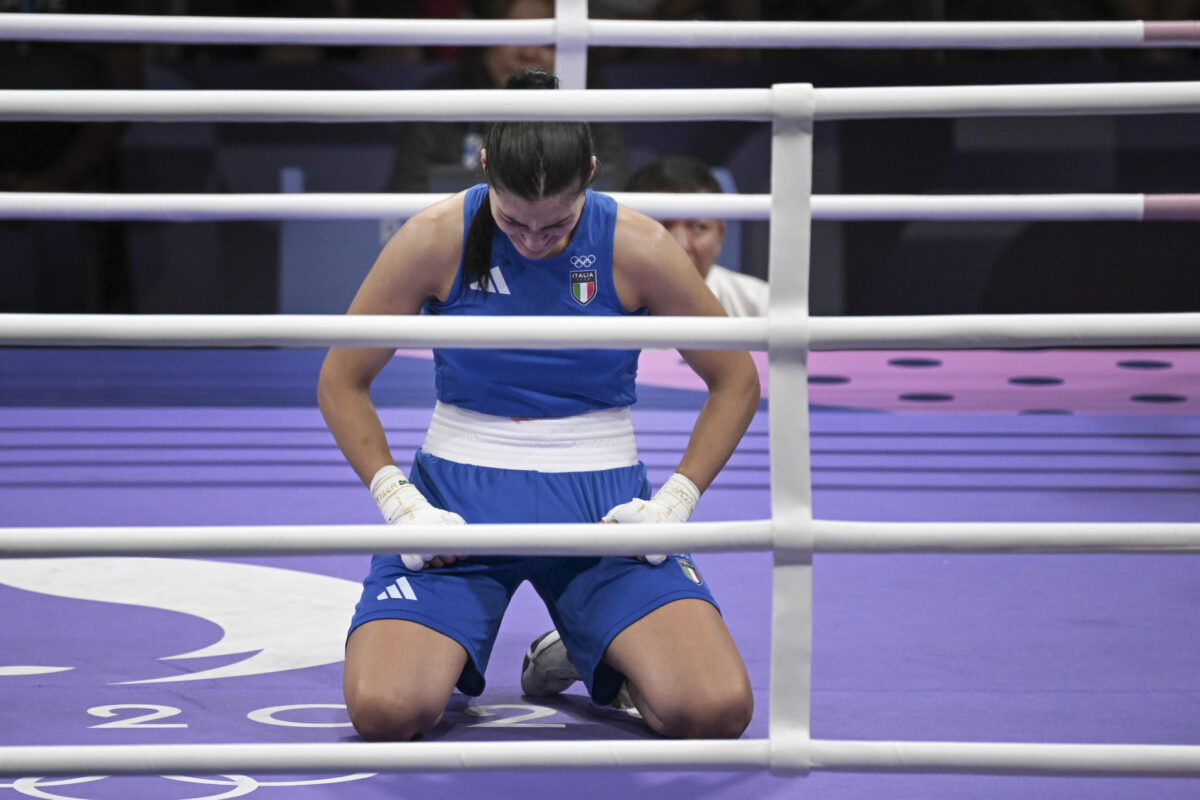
[569,254,596,269]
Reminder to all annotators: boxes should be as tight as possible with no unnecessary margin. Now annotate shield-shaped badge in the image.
[570,269,597,306]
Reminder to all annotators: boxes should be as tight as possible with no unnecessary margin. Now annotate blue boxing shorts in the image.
[348,448,719,705]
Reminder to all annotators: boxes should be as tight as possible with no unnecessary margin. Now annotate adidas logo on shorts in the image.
[376,577,417,601]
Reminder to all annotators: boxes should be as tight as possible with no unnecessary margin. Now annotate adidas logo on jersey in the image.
[468,266,511,294]
[376,576,417,601]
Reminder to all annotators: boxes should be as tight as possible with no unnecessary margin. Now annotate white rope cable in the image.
[4,15,1199,50]
[0,88,773,123]
[0,192,1175,222]
[0,740,772,776]
[586,20,1155,48]
[0,314,768,350]
[814,81,1200,119]
[4,521,1199,559]
[0,192,459,222]
[812,193,1151,221]
[2,312,1199,349]
[811,521,1200,554]
[0,14,557,46]
[3,83,1200,123]
[807,740,1200,776]
[5,738,1200,777]
[0,522,773,559]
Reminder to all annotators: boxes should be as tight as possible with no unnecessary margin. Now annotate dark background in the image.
[2,0,1197,317]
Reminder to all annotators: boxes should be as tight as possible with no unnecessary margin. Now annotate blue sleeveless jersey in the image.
[424,184,644,418]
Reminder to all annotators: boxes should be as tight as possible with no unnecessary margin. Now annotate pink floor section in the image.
[803,349,1200,414]
[400,348,1200,414]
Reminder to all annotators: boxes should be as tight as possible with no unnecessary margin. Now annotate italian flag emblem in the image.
[677,557,703,585]
[570,269,597,306]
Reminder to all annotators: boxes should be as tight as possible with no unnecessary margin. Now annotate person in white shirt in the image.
[624,156,769,316]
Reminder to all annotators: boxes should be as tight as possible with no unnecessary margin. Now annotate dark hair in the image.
[462,69,596,293]
[624,155,722,195]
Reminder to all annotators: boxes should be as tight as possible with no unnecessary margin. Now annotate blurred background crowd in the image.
[2,0,1198,317]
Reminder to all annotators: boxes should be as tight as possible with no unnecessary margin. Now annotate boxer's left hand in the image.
[601,473,700,565]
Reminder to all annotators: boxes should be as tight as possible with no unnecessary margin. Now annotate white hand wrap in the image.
[601,472,700,565]
[370,465,465,572]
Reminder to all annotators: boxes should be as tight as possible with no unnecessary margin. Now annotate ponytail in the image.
[463,192,497,293]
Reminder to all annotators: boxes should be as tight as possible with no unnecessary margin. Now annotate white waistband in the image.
[422,401,638,472]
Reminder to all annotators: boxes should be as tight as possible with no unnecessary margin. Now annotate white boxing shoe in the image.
[520,629,642,718]
[521,629,581,697]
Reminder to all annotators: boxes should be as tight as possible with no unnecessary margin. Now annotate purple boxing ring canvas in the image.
[1,347,1198,799]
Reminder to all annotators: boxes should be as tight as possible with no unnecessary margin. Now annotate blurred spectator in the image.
[590,0,758,64]
[356,0,459,63]
[0,6,139,193]
[0,1,142,312]
[625,156,768,316]
[387,0,630,192]
[591,0,755,20]
[1107,0,1200,17]
[185,0,422,64]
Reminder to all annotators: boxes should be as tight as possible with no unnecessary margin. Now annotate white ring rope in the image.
[0,15,557,46]
[2,14,1198,49]
[0,522,766,559]
[0,314,767,350]
[5,739,1200,778]
[3,521,1199,559]
[588,19,1200,49]
[8,192,1199,222]
[807,740,1200,776]
[811,521,1200,554]
[816,81,1200,119]
[3,82,1200,123]
[0,88,772,123]
[2,312,1199,350]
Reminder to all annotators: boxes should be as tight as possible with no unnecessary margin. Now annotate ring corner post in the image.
[766,82,816,777]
